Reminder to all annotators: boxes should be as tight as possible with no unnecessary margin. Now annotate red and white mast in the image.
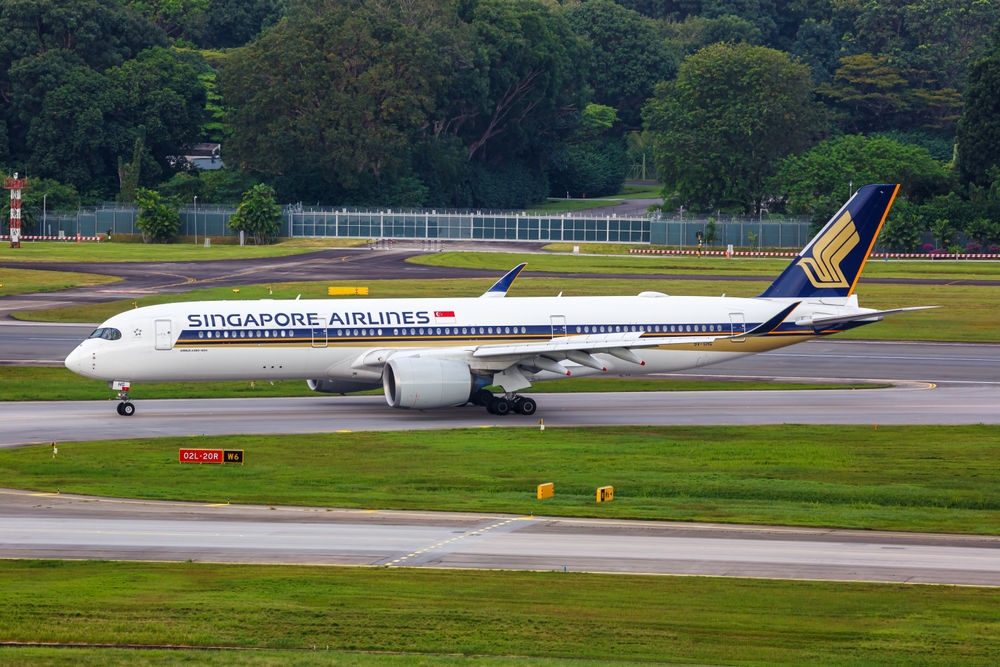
[5,173,26,248]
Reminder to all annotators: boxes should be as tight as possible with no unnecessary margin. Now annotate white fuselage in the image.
[65,293,859,386]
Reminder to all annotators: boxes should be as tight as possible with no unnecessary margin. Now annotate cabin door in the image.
[154,319,173,350]
[311,317,328,348]
[550,315,567,338]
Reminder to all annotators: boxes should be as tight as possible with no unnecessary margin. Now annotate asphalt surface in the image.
[5,381,1000,446]
[2,489,997,585]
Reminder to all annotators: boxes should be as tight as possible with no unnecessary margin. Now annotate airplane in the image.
[66,184,933,417]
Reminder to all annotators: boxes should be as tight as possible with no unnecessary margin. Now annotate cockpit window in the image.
[89,328,122,340]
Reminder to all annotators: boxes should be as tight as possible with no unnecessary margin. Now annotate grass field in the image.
[0,366,874,401]
[0,651,686,667]
[2,561,999,665]
[0,267,119,297]
[4,425,1000,533]
[526,199,623,214]
[410,249,1000,281]
[11,276,995,343]
[0,238,365,263]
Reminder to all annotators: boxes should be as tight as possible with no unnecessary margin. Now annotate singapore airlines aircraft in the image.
[66,184,932,417]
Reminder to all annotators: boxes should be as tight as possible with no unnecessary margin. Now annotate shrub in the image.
[228,184,283,244]
[967,242,982,253]
[135,189,181,243]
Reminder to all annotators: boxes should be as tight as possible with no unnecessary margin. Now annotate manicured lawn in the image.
[1,561,999,665]
[410,249,1000,281]
[525,199,623,214]
[4,425,1000,533]
[0,650,664,667]
[0,239,362,263]
[0,366,874,401]
[0,267,119,297]
[11,276,992,343]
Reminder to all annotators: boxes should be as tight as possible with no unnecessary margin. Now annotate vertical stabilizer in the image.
[760,184,899,299]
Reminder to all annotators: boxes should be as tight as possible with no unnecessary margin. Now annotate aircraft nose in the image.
[65,345,86,375]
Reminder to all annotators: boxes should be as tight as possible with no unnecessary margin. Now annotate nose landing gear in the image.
[113,385,135,416]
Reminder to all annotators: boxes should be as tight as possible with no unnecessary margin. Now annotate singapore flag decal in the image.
[434,310,456,324]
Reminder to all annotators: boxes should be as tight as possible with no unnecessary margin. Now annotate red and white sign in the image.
[434,310,456,323]
[180,449,223,463]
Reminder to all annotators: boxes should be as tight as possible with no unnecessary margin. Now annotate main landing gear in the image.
[471,389,537,416]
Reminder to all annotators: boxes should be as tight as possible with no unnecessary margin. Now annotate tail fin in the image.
[760,184,899,299]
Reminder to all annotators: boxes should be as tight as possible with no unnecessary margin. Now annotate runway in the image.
[2,488,997,585]
[3,381,998,446]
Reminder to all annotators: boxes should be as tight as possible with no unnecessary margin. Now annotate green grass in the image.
[411,250,1000,281]
[0,238,364,263]
[0,650,678,667]
[0,267,119,297]
[2,561,1000,665]
[0,367,877,401]
[11,275,994,343]
[525,199,623,214]
[5,425,1000,534]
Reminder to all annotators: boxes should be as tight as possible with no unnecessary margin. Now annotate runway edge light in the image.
[537,483,554,499]
[597,486,614,503]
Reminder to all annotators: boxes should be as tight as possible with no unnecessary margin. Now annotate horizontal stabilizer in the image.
[797,306,938,328]
[480,263,527,298]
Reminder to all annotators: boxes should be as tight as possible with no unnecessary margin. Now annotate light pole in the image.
[193,195,198,244]
[42,194,47,237]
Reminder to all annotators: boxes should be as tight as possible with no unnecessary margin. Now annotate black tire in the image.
[116,402,125,415]
[121,402,135,416]
[472,389,494,406]
[491,397,511,416]
[516,397,537,415]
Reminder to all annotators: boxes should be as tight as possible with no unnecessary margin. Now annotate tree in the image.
[791,19,839,83]
[817,54,962,133]
[643,42,822,212]
[774,134,951,224]
[549,104,628,198]
[135,188,181,243]
[199,0,285,48]
[220,0,450,200]
[565,0,677,128]
[117,127,146,203]
[228,183,282,244]
[956,44,1000,186]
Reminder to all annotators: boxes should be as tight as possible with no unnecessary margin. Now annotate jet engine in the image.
[307,379,382,394]
[383,357,474,409]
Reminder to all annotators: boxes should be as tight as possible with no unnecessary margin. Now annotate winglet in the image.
[745,302,801,337]
[480,263,527,298]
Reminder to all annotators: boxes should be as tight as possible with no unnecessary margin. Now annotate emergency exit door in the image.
[550,315,567,338]
[729,312,746,342]
[154,319,173,350]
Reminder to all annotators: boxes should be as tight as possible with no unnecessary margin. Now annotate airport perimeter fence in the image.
[12,204,823,248]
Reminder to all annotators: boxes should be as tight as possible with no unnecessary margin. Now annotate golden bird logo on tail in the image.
[799,212,859,288]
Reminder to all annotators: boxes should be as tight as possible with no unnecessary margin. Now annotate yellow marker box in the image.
[537,483,554,499]
[596,486,614,503]
[329,286,369,296]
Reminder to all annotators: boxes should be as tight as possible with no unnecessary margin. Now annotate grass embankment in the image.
[0,239,365,263]
[5,425,1000,533]
[411,249,1000,281]
[12,276,995,343]
[0,267,119,297]
[4,562,999,665]
[0,367,872,401]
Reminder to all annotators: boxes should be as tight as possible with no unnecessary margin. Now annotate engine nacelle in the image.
[307,379,382,394]
[383,357,474,409]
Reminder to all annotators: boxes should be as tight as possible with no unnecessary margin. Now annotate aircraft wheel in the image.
[471,389,494,406]
[515,397,537,416]
[116,403,125,416]
[121,402,135,417]
[490,397,511,416]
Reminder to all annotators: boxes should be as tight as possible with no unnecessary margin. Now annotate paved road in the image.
[0,321,96,365]
[4,382,999,446]
[2,489,997,585]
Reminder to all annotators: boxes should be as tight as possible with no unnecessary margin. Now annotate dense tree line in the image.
[1,0,999,246]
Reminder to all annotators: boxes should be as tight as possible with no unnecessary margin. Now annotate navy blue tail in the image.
[760,184,899,299]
